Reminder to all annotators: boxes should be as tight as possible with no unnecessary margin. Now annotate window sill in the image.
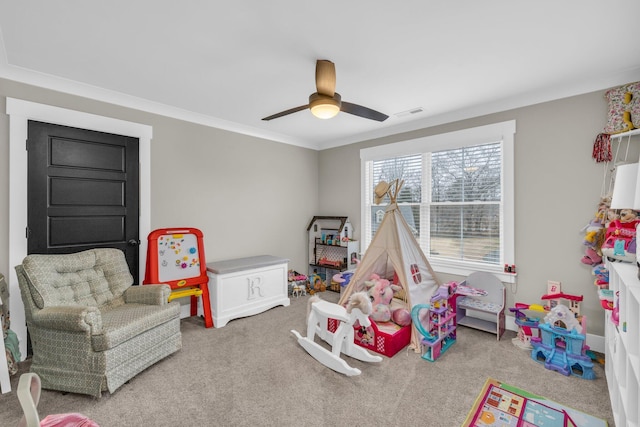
[429,259,517,284]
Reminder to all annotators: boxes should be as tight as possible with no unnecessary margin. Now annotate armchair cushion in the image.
[92,298,178,351]
[22,248,133,309]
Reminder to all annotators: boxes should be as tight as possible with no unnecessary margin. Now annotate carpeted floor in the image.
[0,292,614,426]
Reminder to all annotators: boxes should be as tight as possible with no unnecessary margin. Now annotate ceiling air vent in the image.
[394,107,424,118]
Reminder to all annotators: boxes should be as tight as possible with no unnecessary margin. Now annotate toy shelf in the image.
[605,261,640,427]
[307,216,359,292]
[454,275,506,341]
[610,128,640,141]
[456,315,498,334]
[311,241,352,270]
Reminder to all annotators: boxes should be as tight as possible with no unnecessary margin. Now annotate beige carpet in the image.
[0,292,614,426]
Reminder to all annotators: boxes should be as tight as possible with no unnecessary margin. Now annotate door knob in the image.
[128,239,139,246]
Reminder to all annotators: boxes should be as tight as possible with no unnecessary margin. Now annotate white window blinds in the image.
[430,142,501,264]
[361,120,515,281]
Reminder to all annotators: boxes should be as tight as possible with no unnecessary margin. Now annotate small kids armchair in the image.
[15,248,182,397]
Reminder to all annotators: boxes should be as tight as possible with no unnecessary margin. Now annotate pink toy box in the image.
[328,318,411,357]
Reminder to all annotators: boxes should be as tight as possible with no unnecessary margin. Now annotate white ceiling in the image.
[1,1,640,150]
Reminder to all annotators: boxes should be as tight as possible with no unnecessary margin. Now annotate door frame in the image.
[7,97,152,360]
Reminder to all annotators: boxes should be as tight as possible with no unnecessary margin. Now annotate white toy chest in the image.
[206,255,290,328]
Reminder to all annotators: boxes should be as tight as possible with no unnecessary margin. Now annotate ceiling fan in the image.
[262,60,389,122]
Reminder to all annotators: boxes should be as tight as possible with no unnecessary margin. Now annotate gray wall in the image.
[318,90,640,336]
[0,78,319,283]
[1,77,635,337]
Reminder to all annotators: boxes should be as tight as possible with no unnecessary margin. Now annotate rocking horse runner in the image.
[291,292,382,376]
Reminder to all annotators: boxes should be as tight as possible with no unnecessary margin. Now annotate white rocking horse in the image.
[291,291,382,376]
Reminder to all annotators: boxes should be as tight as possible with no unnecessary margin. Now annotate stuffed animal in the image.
[592,264,609,287]
[602,208,639,263]
[364,275,398,323]
[598,196,611,221]
[581,247,602,266]
[583,219,604,246]
[391,308,412,326]
[580,197,610,266]
[363,274,411,326]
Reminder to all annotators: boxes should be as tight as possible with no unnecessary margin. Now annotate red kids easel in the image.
[143,227,213,328]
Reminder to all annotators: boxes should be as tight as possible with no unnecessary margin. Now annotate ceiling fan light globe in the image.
[309,92,341,119]
[311,103,340,119]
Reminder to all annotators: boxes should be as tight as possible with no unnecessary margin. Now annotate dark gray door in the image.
[27,120,140,283]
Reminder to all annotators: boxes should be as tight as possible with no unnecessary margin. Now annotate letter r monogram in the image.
[248,276,264,299]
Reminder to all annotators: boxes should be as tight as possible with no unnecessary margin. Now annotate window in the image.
[360,121,515,282]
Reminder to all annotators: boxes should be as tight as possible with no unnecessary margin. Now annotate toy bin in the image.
[328,318,411,358]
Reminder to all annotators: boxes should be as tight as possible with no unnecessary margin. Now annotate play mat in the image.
[463,378,607,427]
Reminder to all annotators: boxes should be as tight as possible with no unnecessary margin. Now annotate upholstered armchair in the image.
[15,248,182,397]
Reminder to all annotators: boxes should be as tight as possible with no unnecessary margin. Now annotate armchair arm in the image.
[31,306,102,335]
[124,284,171,305]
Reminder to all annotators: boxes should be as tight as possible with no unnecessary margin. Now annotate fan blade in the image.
[262,105,309,121]
[315,60,336,97]
[341,102,389,122]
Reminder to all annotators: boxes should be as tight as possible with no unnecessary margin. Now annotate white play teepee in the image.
[338,179,440,352]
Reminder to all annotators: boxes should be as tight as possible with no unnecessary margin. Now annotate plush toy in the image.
[583,219,604,246]
[627,81,640,129]
[597,196,611,220]
[391,308,412,326]
[580,197,610,266]
[364,274,411,326]
[601,208,639,263]
[592,264,609,287]
[603,83,636,134]
[620,208,638,222]
[364,274,398,323]
[581,247,602,266]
